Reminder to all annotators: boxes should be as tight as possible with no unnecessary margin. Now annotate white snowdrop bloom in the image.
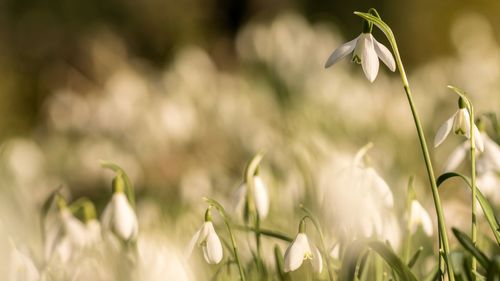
[443,132,500,172]
[8,246,40,281]
[409,200,433,236]
[283,232,322,273]
[138,235,193,281]
[477,171,500,205]
[186,221,223,264]
[101,192,138,241]
[321,144,396,241]
[434,106,484,152]
[329,244,340,259]
[324,33,396,82]
[234,175,270,219]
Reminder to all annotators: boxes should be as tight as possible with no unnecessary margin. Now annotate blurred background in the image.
[1,0,500,279]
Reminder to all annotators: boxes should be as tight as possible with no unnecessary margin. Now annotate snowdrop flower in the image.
[186,209,223,264]
[321,144,395,240]
[284,222,322,273]
[234,175,270,219]
[477,171,500,205]
[101,175,138,241]
[8,244,40,281]
[101,192,138,241]
[324,32,396,82]
[434,98,484,152]
[444,131,500,172]
[408,200,433,236]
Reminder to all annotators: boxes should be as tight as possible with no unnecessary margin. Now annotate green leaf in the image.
[274,245,288,281]
[100,160,136,209]
[452,228,490,269]
[437,172,500,244]
[407,247,423,268]
[340,239,418,281]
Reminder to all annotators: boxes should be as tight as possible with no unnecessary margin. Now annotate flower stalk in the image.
[447,86,479,277]
[353,10,455,280]
[204,197,247,281]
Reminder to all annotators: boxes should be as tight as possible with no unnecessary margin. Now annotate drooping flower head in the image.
[434,97,484,152]
[234,175,270,220]
[186,208,223,264]
[283,220,322,273]
[408,199,433,236]
[101,173,138,241]
[324,10,396,82]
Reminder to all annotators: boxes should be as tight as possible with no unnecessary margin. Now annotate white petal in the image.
[444,141,469,172]
[361,34,380,82]
[310,242,323,273]
[373,38,396,71]
[186,229,201,258]
[284,233,308,272]
[367,168,393,208]
[473,125,484,152]
[329,244,340,259]
[100,200,113,230]
[203,224,223,264]
[434,115,454,147]
[453,109,471,137]
[482,133,500,170]
[197,222,211,245]
[253,176,270,219]
[409,201,433,236]
[111,193,138,240]
[324,36,359,68]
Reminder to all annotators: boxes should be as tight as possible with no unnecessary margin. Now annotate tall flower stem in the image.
[204,198,247,281]
[354,11,455,280]
[300,206,334,281]
[448,87,478,277]
[469,124,478,277]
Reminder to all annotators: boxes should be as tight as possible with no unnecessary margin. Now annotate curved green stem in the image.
[448,86,478,276]
[300,206,334,281]
[234,225,293,242]
[354,11,455,281]
[204,198,247,281]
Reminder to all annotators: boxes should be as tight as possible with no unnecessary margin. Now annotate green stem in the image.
[204,199,247,281]
[469,105,478,278]
[234,225,294,242]
[353,11,455,281]
[300,208,335,281]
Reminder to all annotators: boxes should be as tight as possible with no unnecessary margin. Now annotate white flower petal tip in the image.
[361,34,379,83]
[434,116,454,148]
[234,176,270,220]
[188,221,223,264]
[324,33,395,81]
[435,108,482,149]
[324,36,359,68]
[100,192,138,241]
[409,200,433,236]
[283,233,322,273]
[374,38,396,72]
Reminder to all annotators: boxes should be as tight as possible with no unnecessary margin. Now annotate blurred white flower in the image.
[8,246,40,281]
[186,221,223,264]
[234,175,270,219]
[324,33,396,82]
[477,171,500,205]
[101,192,138,241]
[408,200,433,236]
[138,235,193,281]
[434,106,484,152]
[444,132,500,172]
[322,144,395,239]
[329,244,340,259]
[283,232,322,273]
